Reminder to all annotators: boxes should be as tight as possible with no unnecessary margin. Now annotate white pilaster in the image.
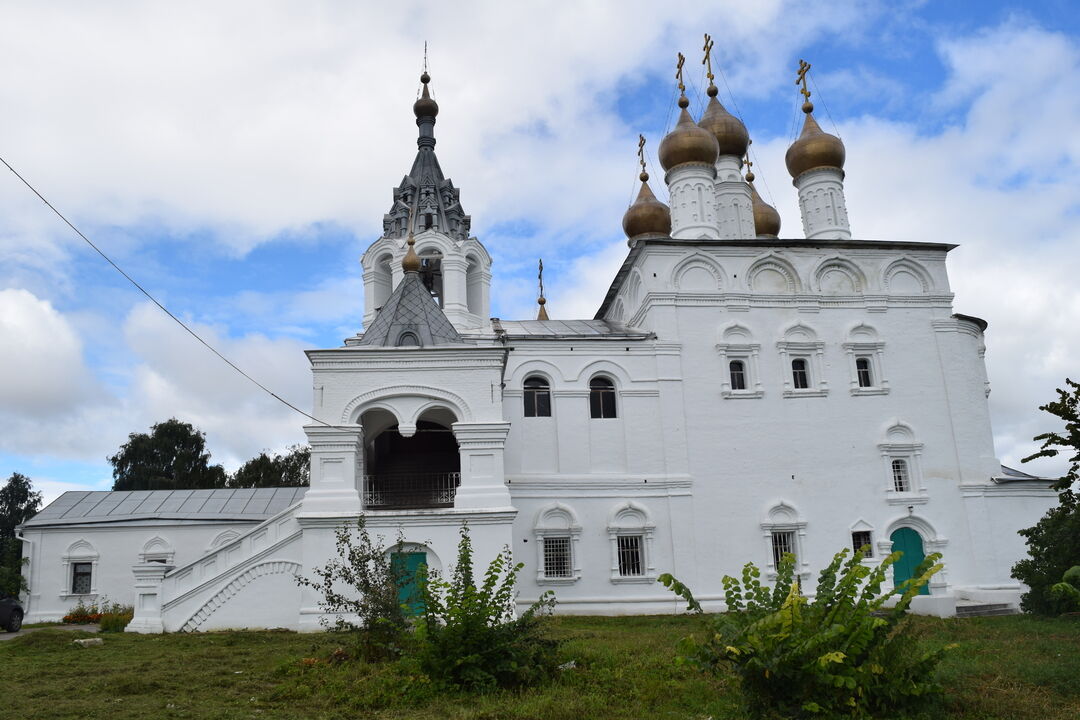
[300,424,364,516]
[794,167,851,239]
[126,562,172,634]
[666,163,719,239]
[452,422,513,509]
[714,156,755,239]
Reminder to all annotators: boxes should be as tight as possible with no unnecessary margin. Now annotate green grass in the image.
[1,614,1078,719]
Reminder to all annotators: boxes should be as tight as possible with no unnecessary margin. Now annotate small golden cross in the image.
[702,33,715,83]
[637,134,647,175]
[796,59,812,101]
[676,52,686,92]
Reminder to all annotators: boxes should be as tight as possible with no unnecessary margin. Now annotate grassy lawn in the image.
[1,614,1078,719]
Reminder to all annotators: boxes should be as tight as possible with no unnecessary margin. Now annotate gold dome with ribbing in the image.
[785,101,845,179]
[622,172,672,239]
[698,85,749,158]
[659,95,719,171]
[746,170,781,238]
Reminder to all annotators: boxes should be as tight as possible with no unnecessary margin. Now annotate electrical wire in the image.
[0,153,338,429]
[717,64,779,208]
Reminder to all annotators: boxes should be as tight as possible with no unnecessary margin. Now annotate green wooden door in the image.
[890,527,930,595]
[391,551,427,615]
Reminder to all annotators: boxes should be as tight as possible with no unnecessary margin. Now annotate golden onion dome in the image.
[402,233,421,272]
[622,172,672,239]
[698,85,749,158]
[658,95,719,171]
[413,71,439,118]
[746,170,781,238]
[785,101,844,179]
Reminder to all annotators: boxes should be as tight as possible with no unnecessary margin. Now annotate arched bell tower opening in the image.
[360,407,461,509]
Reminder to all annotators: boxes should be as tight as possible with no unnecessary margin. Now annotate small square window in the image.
[771,531,796,567]
[617,535,644,577]
[852,531,873,558]
[856,357,873,388]
[71,562,92,595]
[543,536,571,578]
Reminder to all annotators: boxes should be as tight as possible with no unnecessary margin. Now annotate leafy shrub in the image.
[1049,565,1080,612]
[414,524,558,691]
[296,515,408,661]
[99,605,134,633]
[660,548,949,719]
[63,599,104,624]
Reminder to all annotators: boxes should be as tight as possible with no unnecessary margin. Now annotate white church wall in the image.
[20,521,266,623]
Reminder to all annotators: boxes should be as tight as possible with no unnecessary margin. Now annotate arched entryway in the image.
[360,407,460,509]
[890,527,930,595]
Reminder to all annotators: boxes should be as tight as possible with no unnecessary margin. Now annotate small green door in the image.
[390,551,427,615]
[890,527,930,595]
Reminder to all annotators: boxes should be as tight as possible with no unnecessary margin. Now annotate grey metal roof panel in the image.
[19,487,308,528]
[498,319,651,339]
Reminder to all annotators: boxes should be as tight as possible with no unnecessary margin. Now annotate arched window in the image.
[397,332,419,347]
[856,357,873,388]
[523,376,551,417]
[589,377,617,419]
[891,459,910,492]
[791,358,810,389]
[729,360,746,391]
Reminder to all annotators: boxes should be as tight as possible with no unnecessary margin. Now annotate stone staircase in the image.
[955,602,1018,618]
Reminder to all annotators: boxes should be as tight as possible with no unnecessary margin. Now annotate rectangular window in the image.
[543,536,571,578]
[852,531,873,558]
[892,459,910,492]
[791,359,809,389]
[617,535,644,577]
[71,562,92,594]
[729,360,746,390]
[771,531,795,567]
[856,357,873,387]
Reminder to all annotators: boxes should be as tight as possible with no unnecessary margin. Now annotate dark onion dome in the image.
[698,85,749,158]
[622,172,672,239]
[746,170,781,238]
[659,95,719,171]
[785,100,845,179]
[413,71,439,118]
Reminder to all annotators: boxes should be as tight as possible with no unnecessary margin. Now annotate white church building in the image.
[17,65,1056,631]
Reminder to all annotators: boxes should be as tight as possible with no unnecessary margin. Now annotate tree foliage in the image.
[1012,378,1080,615]
[229,445,310,488]
[0,472,42,596]
[109,418,227,491]
[660,548,948,719]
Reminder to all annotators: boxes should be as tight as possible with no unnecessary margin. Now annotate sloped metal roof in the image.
[497,319,652,339]
[358,271,463,347]
[19,487,306,528]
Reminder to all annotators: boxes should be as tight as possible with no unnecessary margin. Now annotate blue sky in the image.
[1,1,1077,502]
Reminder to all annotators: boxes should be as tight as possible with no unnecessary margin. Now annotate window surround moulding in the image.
[776,335,828,399]
[715,341,764,399]
[60,540,99,599]
[534,503,583,586]
[878,440,928,505]
[606,501,657,584]
[843,340,889,396]
[760,505,810,581]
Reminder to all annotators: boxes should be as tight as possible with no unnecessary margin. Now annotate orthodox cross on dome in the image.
[536,259,549,321]
[796,59,812,103]
[423,40,428,73]
[702,33,715,86]
[637,134,648,180]
[675,52,686,93]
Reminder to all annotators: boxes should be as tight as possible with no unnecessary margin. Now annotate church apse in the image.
[360,407,461,509]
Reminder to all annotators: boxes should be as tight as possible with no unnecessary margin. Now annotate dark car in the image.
[1,594,23,632]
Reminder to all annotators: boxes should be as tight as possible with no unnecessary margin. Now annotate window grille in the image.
[891,459,910,492]
[71,562,92,594]
[791,359,809,389]
[589,377,617,418]
[617,535,644,576]
[771,530,795,567]
[729,360,746,390]
[523,376,552,417]
[856,357,873,387]
[852,530,873,558]
[543,536,572,578]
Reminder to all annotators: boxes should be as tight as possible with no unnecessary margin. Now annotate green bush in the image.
[99,605,134,633]
[296,516,409,661]
[414,524,558,691]
[660,548,950,719]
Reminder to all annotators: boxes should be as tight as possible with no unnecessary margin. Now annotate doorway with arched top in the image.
[890,526,930,595]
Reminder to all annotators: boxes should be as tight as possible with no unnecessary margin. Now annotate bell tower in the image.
[361,70,492,331]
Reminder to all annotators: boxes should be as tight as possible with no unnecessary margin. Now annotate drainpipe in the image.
[14,529,32,612]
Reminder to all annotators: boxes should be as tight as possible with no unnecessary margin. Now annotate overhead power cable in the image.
[0,153,336,429]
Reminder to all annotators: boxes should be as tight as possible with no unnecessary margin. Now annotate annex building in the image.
[17,63,1056,630]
